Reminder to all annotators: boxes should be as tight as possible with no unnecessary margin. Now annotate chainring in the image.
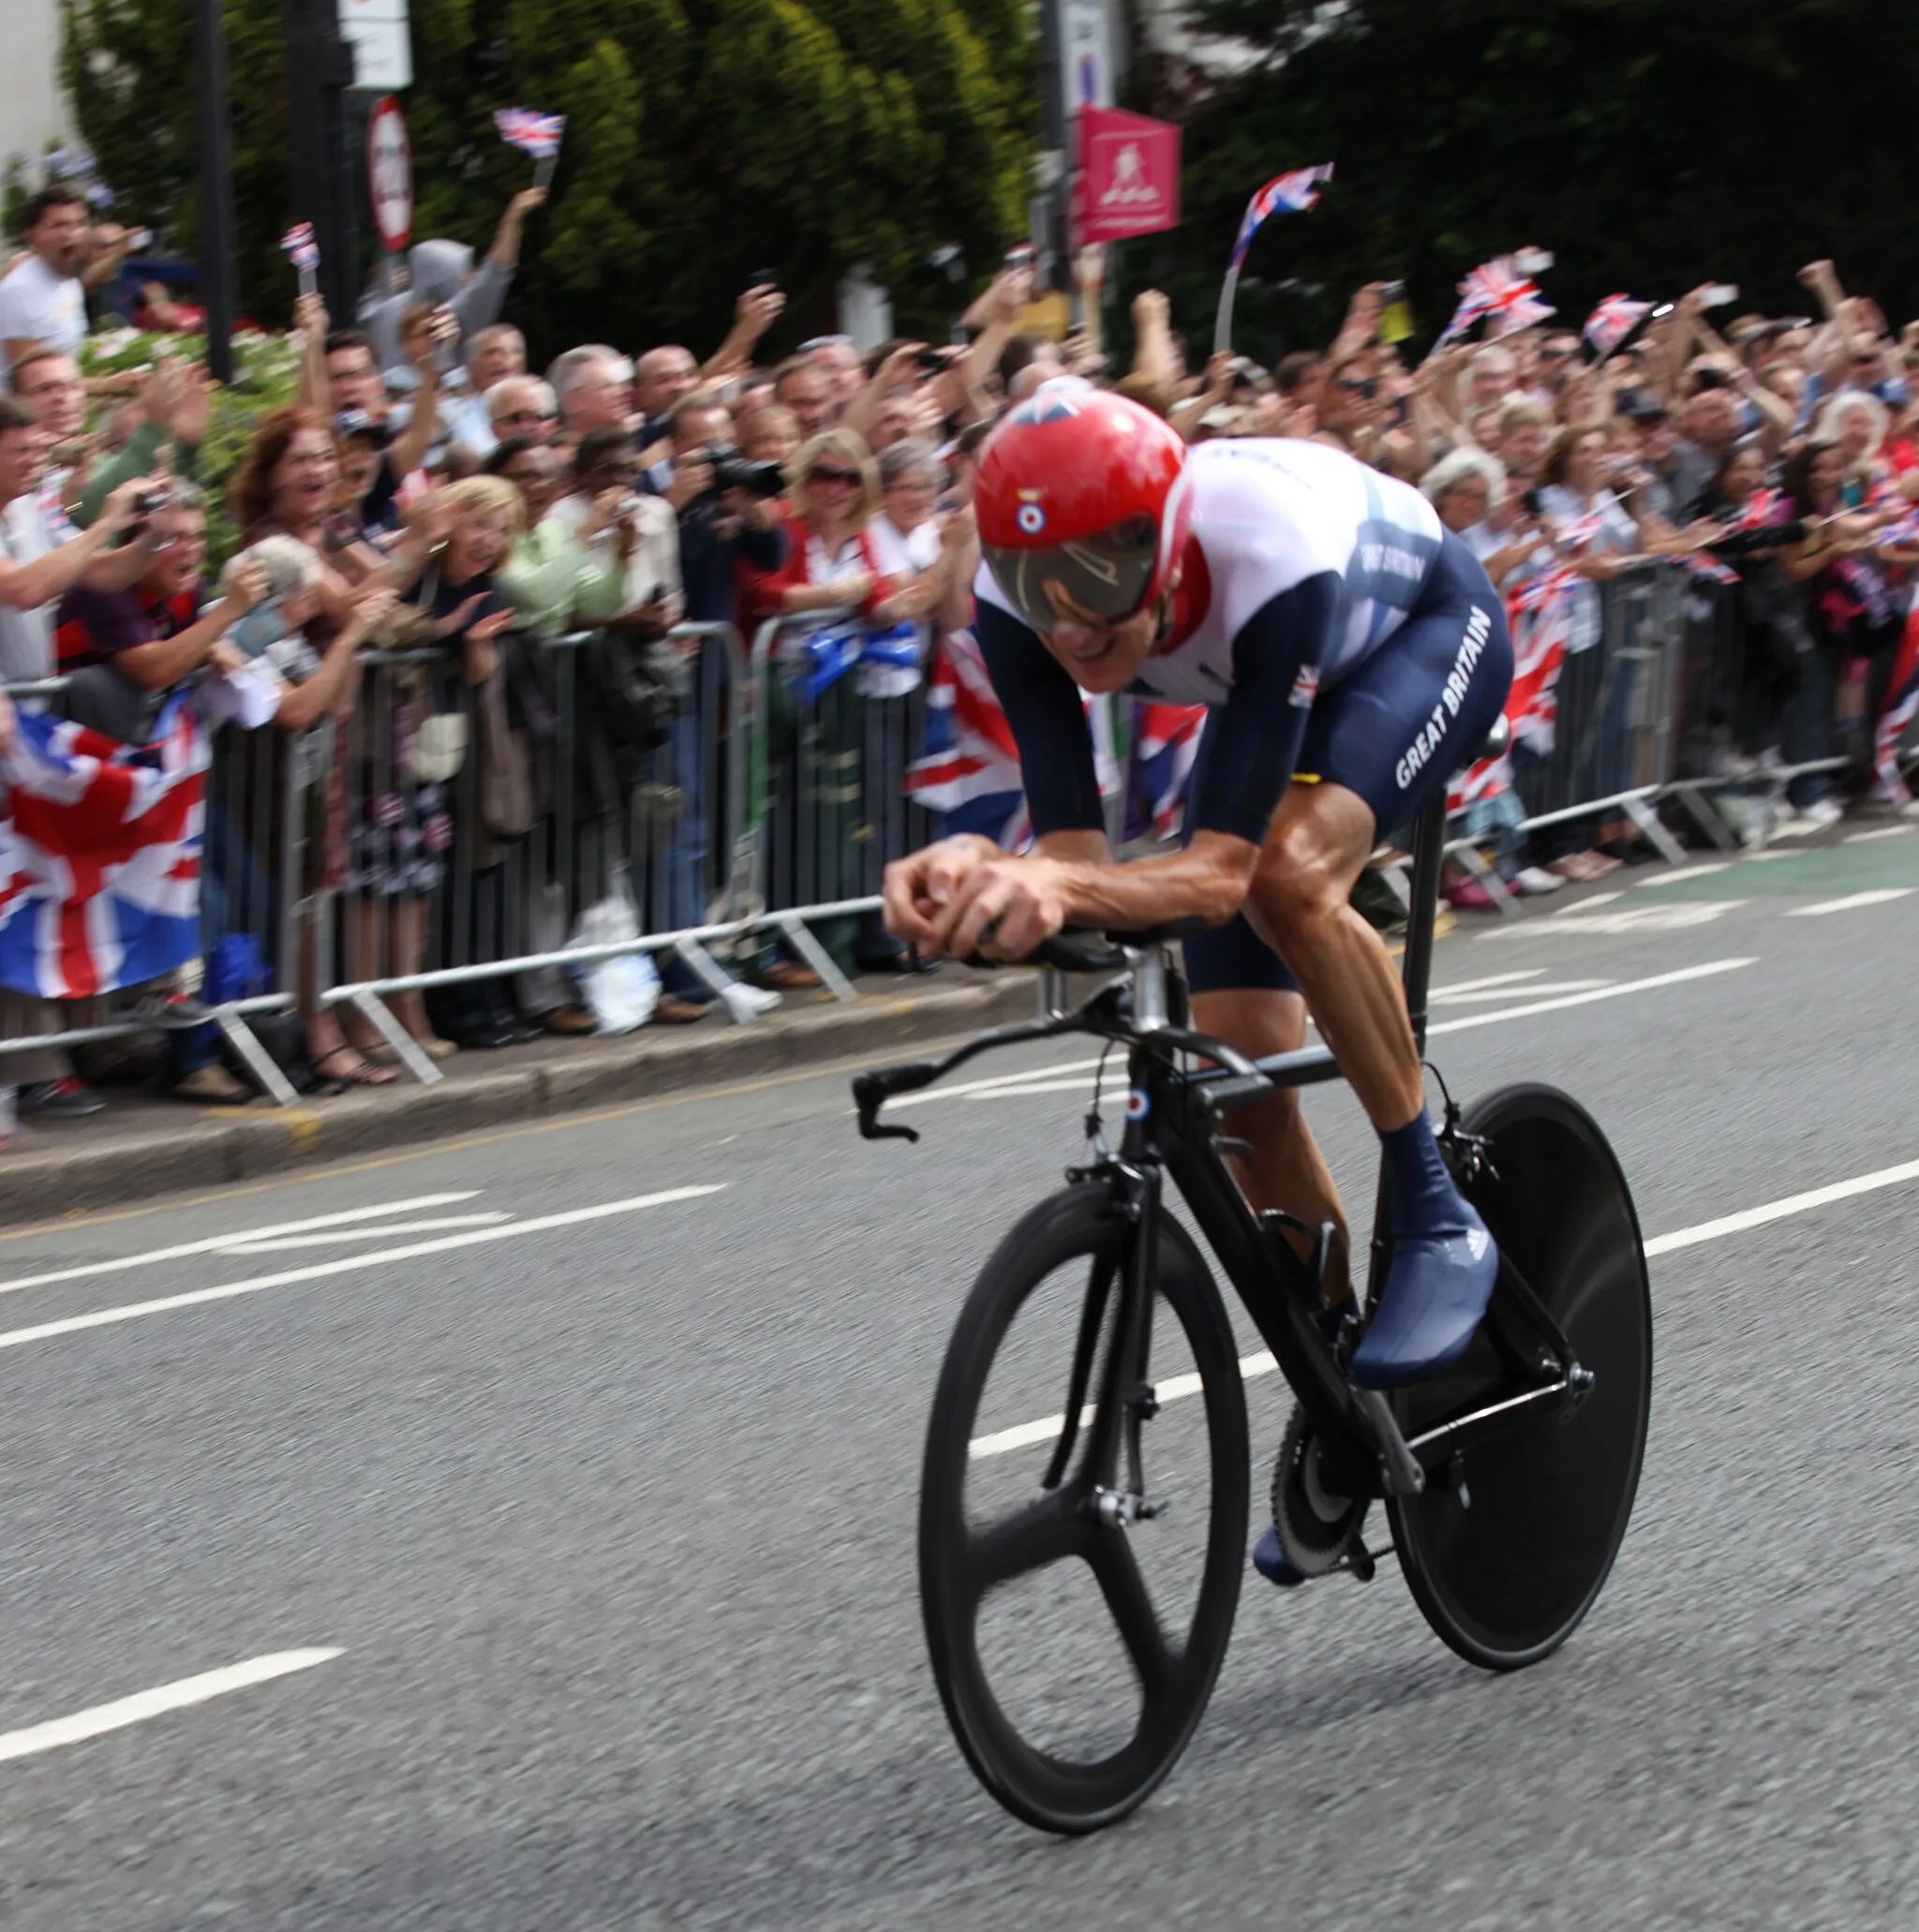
[1271,1404,1367,1578]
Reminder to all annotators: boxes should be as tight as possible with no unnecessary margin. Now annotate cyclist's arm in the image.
[903,577,1335,957]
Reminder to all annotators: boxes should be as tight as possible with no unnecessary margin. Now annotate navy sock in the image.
[1378,1109,1470,1241]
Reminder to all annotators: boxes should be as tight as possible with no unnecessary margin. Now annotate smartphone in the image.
[1701,284,1740,309]
[749,267,779,291]
[916,346,952,372]
[1522,485,1546,517]
[1513,248,1555,275]
[1004,243,1035,271]
[228,598,288,661]
[1376,279,1415,345]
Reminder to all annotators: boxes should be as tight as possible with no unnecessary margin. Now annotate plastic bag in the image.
[568,867,660,1033]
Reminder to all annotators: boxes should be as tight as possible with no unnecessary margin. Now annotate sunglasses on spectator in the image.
[1335,377,1378,399]
[798,334,855,353]
[810,465,861,486]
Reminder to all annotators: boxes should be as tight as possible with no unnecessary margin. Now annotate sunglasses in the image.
[810,466,861,486]
[1335,377,1378,399]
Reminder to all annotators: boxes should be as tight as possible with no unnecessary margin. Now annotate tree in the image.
[1134,0,1919,363]
[58,0,1034,355]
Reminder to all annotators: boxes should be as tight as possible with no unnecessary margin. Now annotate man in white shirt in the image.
[0,186,91,386]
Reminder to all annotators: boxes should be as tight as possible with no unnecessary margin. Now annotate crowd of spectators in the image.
[1,162,1916,1136]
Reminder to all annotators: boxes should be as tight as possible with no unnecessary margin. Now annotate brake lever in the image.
[852,1069,923,1144]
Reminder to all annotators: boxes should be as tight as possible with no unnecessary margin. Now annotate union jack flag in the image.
[906,628,1034,846]
[279,221,320,273]
[0,696,209,1001]
[1583,293,1650,358]
[1129,703,1206,841]
[1440,257,1555,345]
[494,108,567,159]
[1227,164,1334,273]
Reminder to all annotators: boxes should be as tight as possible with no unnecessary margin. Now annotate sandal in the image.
[311,1046,399,1089]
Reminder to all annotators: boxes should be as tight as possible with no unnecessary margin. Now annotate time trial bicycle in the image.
[851,744,1651,1834]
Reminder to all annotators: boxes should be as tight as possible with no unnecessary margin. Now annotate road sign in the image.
[365,94,412,252]
[339,0,412,91]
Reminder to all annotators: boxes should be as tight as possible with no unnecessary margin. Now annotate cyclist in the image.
[882,379,1513,1395]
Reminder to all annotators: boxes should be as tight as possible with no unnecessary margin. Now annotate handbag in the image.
[376,559,472,784]
[474,655,533,837]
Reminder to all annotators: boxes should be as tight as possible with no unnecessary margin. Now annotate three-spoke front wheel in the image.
[918,1184,1250,1834]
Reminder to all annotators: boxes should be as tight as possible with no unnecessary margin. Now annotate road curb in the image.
[0,974,1041,1222]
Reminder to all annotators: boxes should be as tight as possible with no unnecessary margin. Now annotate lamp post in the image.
[192,0,238,381]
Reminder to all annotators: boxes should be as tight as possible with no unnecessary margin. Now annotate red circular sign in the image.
[366,95,413,253]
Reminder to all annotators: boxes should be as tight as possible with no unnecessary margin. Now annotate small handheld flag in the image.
[496,107,567,187]
[1584,293,1651,360]
[1215,163,1333,353]
[280,221,320,298]
[1438,257,1555,347]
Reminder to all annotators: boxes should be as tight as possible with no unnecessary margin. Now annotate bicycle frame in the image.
[854,791,1589,1506]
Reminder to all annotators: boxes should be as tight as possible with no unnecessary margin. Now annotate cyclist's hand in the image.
[938,855,1071,961]
[882,835,1002,948]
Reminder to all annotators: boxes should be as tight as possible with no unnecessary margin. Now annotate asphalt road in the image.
[2,830,1918,1929]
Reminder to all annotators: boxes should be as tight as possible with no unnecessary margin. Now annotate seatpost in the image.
[1399,793,1449,1053]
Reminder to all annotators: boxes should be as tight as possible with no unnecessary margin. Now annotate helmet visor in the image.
[981,515,1159,636]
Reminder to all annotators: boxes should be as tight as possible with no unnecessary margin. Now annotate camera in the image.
[133,487,172,516]
[702,444,788,499]
[916,346,956,373]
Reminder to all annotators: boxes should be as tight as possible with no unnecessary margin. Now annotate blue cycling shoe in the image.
[1252,1526,1305,1587]
[1349,1110,1500,1390]
[1349,1214,1498,1388]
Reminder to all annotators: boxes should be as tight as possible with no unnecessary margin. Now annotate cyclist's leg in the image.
[1247,534,1512,1385]
[1186,913,1351,1306]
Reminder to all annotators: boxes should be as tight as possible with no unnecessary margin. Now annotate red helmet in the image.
[975,380,1193,635]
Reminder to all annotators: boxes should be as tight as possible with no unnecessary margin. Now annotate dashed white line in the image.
[1784,889,1916,918]
[1845,825,1915,844]
[1640,864,1733,887]
[0,1194,483,1299]
[0,1650,343,1765]
[1427,959,1753,1033]
[1642,1157,1919,1256]
[1494,902,1748,937]
[1432,979,1611,1004]
[0,1187,725,1353]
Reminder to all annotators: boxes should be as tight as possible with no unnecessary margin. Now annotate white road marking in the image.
[215,1213,511,1254]
[971,1154,1919,1459]
[890,1056,1108,1109]
[1784,888,1916,918]
[1426,969,1549,997]
[1639,864,1733,887]
[1431,979,1612,1004]
[970,1078,1102,1100]
[1555,892,1622,914]
[1427,959,1753,1033]
[1643,1157,1919,1256]
[1492,902,1747,937]
[0,1650,342,1765]
[0,1195,483,1300]
[0,1188,725,1353]
[1845,825,1915,844]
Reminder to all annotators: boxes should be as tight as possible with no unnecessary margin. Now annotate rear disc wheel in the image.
[919,1183,1250,1834]
[1389,1084,1652,1669]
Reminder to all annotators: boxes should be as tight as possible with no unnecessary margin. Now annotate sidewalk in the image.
[0,971,1042,1222]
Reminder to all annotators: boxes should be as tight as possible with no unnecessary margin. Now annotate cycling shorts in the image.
[1183,528,1512,997]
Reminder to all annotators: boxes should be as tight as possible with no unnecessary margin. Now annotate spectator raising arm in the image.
[112,557,267,693]
[1130,289,1179,397]
[0,480,150,611]
[703,284,786,389]
[387,312,451,480]
[74,360,210,528]
[272,585,394,733]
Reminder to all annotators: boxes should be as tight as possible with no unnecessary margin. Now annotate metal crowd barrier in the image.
[1442,557,1885,911]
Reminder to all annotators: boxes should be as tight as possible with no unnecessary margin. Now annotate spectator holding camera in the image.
[554,427,682,631]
